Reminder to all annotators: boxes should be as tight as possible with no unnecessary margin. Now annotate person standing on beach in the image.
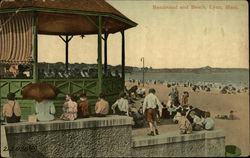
[143,88,163,136]
[169,87,180,107]
[180,91,189,109]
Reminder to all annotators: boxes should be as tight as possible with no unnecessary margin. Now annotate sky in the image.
[38,0,249,69]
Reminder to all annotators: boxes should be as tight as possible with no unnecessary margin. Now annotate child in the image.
[203,111,215,130]
[143,88,163,136]
[179,110,192,134]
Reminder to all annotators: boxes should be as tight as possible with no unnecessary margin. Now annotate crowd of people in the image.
[128,79,249,94]
[2,86,217,137]
[123,85,216,136]
[0,64,121,79]
[0,64,32,79]
[1,91,122,123]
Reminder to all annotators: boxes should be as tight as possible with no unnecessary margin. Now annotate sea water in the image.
[125,71,249,88]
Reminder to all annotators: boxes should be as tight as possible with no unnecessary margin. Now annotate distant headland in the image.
[38,62,249,73]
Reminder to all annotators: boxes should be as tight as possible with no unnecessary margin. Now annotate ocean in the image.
[125,71,249,87]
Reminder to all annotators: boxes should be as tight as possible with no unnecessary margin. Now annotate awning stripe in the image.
[0,12,33,64]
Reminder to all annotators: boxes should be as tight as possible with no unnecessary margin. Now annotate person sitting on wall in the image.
[179,110,192,134]
[189,111,204,131]
[93,92,109,117]
[77,93,91,118]
[111,92,129,116]
[2,92,21,123]
[202,111,215,130]
[60,94,78,121]
[35,100,56,121]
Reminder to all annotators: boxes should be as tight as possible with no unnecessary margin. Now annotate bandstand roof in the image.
[0,0,137,64]
[0,0,137,35]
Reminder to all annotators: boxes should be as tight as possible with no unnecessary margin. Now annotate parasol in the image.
[21,82,60,102]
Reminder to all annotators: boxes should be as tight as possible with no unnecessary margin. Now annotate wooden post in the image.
[142,57,145,87]
[104,33,109,75]
[65,35,69,72]
[59,35,73,72]
[121,30,125,89]
[32,11,38,114]
[98,16,103,93]
[32,12,38,83]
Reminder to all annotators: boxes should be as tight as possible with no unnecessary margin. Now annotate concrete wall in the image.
[132,130,225,157]
[2,116,225,157]
[3,116,132,158]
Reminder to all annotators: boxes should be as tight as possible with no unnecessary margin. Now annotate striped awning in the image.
[0,12,33,64]
[0,0,137,35]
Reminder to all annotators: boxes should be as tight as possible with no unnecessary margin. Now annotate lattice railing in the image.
[40,78,99,99]
[0,79,33,99]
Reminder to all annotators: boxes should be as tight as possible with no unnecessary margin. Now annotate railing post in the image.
[121,30,125,90]
[32,11,38,83]
[97,16,103,93]
[104,33,109,75]
[65,35,69,72]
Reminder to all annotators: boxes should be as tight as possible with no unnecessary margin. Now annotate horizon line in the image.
[37,62,249,69]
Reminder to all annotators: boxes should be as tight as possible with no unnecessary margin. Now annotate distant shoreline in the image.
[128,71,249,74]
[125,71,249,86]
[127,69,249,74]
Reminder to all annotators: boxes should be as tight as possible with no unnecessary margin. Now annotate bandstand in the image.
[0,0,137,119]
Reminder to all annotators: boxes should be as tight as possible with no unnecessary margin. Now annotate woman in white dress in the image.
[60,94,78,121]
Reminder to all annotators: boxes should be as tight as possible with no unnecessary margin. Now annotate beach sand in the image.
[126,82,249,156]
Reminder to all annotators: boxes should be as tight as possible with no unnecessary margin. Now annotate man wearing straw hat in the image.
[143,88,163,136]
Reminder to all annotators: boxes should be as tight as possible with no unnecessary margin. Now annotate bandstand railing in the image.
[0,77,122,120]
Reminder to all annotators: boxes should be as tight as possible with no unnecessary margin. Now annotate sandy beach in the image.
[126,82,249,156]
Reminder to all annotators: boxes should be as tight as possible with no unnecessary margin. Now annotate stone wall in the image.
[132,130,225,157]
[3,116,132,158]
[2,116,225,157]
